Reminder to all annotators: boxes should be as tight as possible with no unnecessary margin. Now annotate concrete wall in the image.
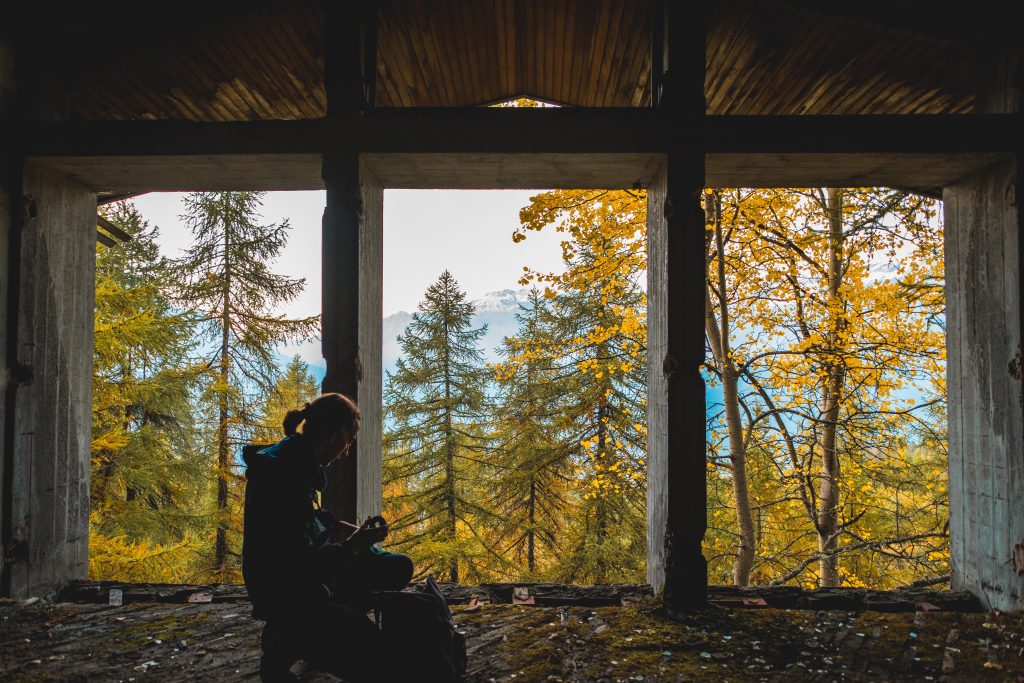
[945,155,1024,611]
[3,161,95,598]
[0,39,12,594]
[646,162,669,592]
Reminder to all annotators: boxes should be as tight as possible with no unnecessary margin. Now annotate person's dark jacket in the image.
[242,435,340,617]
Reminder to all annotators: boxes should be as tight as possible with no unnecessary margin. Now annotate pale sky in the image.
[128,189,565,366]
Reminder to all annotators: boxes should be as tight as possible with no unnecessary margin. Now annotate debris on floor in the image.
[1,584,1019,681]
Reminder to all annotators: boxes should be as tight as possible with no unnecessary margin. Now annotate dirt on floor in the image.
[2,596,1024,681]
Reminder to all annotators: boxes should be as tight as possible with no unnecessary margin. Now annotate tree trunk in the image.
[817,187,846,587]
[215,229,231,577]
[705,191,756,586]
[527,478,536,573]
[442,312,458,584]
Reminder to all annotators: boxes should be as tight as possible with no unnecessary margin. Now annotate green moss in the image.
[95,608,217,651]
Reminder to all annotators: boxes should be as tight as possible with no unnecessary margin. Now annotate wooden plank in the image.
[95,216,131,242]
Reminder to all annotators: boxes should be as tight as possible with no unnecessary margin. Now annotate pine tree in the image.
[383,271,491,583]
[172,191,319,580]
[91,201,207,581]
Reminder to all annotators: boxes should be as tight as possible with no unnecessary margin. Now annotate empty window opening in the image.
[382,188,649,585]
[701,187,948,590]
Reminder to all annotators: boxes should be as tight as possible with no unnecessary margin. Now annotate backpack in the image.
[374,576,467,682]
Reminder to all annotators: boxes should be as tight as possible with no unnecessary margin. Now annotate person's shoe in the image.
[260,619,300,682]
[259,649,298,682]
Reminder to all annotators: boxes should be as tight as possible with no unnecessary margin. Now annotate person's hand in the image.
[346,515,389,546]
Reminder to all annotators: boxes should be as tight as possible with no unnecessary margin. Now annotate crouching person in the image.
[242,393,414,682]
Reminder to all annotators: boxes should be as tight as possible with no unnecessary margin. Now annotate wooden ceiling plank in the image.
[138,51,230,121]
[465,0,492,104]
[181,29,258,120]
[559,0,578,106]
[824,30,902,115]
[261,9,327,116]
[503,0,517,97]
[762,15,835,113]
[754,12,839,114]
[524,0,538,100]
[374,6,405,106]
[261,11,323,118]
[391,6,430,107]
[706,11,759,114]
[448,1,475,105]
[714,25,768,114]
[415,0,457,106]
[584,0,617,107]
[491,0,508,97]
[621,0,651,107]
[381,4,421,106]
[107,51,194,120]
[607,0,636,106]
[543,0,558,102]
[219,17,300,119]
[440,1,471,106]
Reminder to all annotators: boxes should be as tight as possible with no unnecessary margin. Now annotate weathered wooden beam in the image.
[95,215,131,242]
[320,154,360,524]
[6,113,1023,157]
[324,1,368,115]
[657,1,708,613]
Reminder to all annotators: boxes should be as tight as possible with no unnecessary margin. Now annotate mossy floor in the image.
[2,597,1023,681]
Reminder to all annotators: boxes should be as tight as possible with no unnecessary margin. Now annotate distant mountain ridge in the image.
[382,287,533,376]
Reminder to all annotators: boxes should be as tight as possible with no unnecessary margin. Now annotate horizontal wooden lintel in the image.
[6,111,1022,157]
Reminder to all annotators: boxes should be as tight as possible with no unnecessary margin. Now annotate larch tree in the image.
[383,271,492,583]
[513,190,648,583]
[91,201,207,582]
[172,191,318,580]
[252,355,321,445]
[490,289,573,579]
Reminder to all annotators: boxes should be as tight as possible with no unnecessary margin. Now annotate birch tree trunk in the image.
[705,191,757,585]
[817,187,846,587]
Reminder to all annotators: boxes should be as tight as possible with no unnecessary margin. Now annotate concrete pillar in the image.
[0,37,15,596]
[0,160,95,599]
[944,46,1023,611]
